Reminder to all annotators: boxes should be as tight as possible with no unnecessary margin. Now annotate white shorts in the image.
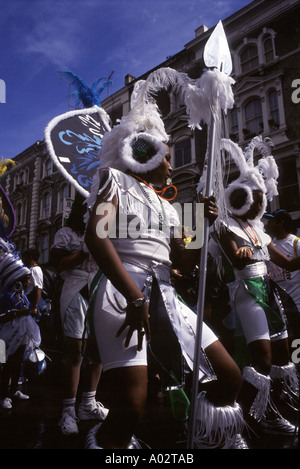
[234,281,288,344]
[62,293,88,339]
[93,264,217,373]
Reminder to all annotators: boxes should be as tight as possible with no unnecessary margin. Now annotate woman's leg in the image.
[96,365,148,449]
[201,339,242,406]
[191,340,246,449]
[62,337,83,399]
[271,337,290,366]
[270,338,299,419]
[9,345,26,395]
[59,337,83,435]
[78,360,107,421]
[248,338,272,375]
[0,362,10,400]
[238,338,296,435]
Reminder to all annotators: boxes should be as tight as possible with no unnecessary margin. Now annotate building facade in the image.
[1,0,300,265]
[0,140,75,263]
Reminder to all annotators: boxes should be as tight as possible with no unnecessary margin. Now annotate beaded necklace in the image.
[131,175,168,227]
[129,173,177,201]
[233,215,262,249]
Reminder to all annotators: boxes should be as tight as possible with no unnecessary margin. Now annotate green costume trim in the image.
[244,276,285,336]
[234,276,286,369]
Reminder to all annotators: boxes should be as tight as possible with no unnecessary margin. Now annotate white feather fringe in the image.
[195,391,244,449]
[190,70,235,233]
[185,69,235,129]
[242,366,271,422]
[270,362,299,404]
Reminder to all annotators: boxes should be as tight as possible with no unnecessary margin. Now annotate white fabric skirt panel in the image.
[62,293,88,339]
[93,262,217,382]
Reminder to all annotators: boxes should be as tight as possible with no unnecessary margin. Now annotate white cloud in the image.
[21,5,84,70]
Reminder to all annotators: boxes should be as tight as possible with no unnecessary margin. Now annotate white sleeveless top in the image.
[86,167,181,270]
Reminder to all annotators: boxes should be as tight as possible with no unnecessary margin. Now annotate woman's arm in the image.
[268,242,300,271]
[30,286,42,316]
[217,230,254,270]
[50,248,88,273]
[170,196,219,274]
[85,192,150,349]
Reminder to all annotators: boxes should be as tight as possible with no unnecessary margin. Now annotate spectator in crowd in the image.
[22,248,44,321]
[265,209,300,311]
[50,196,108,437]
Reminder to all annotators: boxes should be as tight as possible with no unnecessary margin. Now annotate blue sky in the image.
[0,0,252,159]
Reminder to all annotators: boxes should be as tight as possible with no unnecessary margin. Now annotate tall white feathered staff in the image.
[186,21,235,449]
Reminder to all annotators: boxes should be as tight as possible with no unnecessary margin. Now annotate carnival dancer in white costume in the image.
[215,136,299,437]
[84,72,247,449]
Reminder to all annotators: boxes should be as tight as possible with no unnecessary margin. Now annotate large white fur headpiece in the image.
[222,136,279,220]
[100,68,191,174]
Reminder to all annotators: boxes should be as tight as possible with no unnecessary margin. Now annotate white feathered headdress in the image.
[100,67,191,174]
[222,135,279,221]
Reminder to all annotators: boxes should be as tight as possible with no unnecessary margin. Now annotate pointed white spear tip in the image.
[203,20,232,76]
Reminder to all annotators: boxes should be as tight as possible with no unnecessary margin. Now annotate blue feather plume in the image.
[62,71,113,108]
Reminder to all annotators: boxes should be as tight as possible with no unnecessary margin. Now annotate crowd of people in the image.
[0,77,299,451]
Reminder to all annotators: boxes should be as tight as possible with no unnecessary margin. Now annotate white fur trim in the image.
[242,366,271,421]
[44,105,111,197]
[225,182,253,216]
[270,362,299,405]
[195,391,244,449]
[120,132,167,174]
[220,136,278,224]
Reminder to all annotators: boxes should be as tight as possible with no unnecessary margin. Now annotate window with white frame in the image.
[263,35,274,64]
[240,45,259,73]
[40,192,51,219]
[244,98,263,137]
[234,28,277,77]
[174,139,191,168]
[268,89,280,128]
[57,184,70,213]
[14,199,27,225]
[18,167,29,186]
[43,158,53,178]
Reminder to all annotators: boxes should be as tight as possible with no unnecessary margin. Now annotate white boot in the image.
[194,391,247,449]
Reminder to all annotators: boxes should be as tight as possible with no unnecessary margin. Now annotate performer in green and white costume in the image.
[84,69,247,450]
[216,136,299,437]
